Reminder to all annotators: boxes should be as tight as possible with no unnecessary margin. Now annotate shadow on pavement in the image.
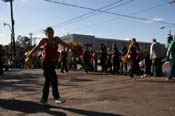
[0,72,43,92]
[136,80,175,83]
[0,98,66,116]
[56,106,124,116]
[0,98,123,116]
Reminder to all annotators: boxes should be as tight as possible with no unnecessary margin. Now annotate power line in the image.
[32,0,124,34]
[75,2,171,31]
[32,0,134,34]
[52,0,135,28]
[129,2,169,14]
[43,0,175,26]
[52,0,124,28]
[32,0,175,35]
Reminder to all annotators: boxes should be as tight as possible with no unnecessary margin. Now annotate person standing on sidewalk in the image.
[121,46,128,75]
[29,27,72,105]
[111,43,120,74]
[83,46,91,73]
[126,38,140,79]
[99,44,107,74]
[150,38,163,77]
[0,45,4,75]
[166,36,175,81]
[60,47,69,73]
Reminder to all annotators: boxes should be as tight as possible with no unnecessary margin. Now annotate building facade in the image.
[61,34,160,51]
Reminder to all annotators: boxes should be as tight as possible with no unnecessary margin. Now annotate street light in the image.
[4,22,13,62]
[160,26,175,44]
[4,23,12,32]
[160,26,173,34]
[2,0,16,58]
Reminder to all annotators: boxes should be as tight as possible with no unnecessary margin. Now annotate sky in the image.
[0,0,175,45]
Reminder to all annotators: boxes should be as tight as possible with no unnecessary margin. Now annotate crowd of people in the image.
[49,36,174,82]
[1,26,175,105]
[24,35,173,81]
[80,38,163,79]
[1,35,175,81]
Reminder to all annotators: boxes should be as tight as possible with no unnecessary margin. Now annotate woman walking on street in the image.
[29,27,71,105]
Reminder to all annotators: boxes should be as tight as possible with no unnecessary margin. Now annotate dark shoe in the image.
[40,99,48,106]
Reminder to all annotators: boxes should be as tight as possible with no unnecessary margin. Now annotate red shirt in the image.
[42,38,58,61]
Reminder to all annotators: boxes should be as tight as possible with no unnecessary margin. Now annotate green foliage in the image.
[15,35,33,58]
[2,35,34,60]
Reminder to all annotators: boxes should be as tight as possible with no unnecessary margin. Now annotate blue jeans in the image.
[167,59,175,79]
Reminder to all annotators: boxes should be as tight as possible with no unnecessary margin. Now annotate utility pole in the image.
[2,0,16,58]
[4,22,13,63]
[29,33,33,45]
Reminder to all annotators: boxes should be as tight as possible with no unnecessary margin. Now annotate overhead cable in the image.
[43,0,175,26]
[52,0,134,28]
